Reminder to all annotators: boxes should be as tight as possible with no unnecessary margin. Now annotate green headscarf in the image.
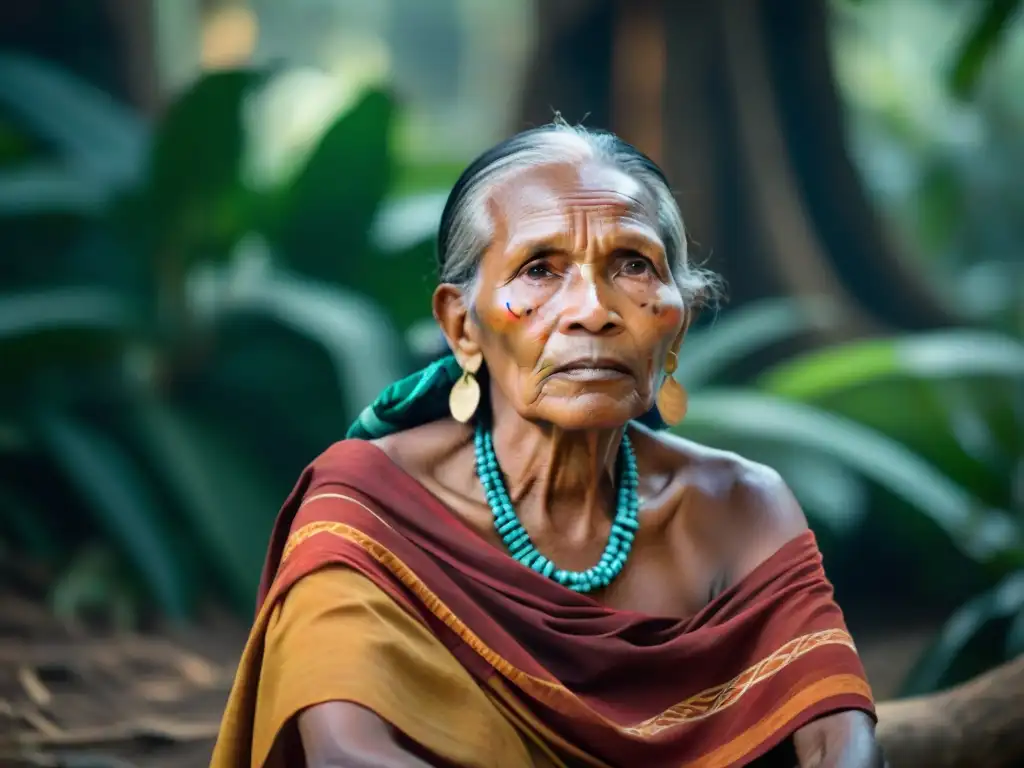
[346,354,666,440]
[346,355,462,440]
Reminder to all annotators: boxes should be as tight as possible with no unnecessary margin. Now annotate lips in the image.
[548,358,632,377]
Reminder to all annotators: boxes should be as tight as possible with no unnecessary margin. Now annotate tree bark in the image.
[518,0,615,131]
[756,0,957,330]
[0,0,160,114]
[517,0,960,333]
[876,654,1024,768]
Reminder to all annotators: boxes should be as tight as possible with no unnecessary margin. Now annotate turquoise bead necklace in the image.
[473,422,640,593]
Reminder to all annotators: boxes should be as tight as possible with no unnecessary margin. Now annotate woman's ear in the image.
[433,283,481,365]
[672,310,692,354]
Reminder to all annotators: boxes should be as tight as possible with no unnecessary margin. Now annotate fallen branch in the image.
[3,718,220,749]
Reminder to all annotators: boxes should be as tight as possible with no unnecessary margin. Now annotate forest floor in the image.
[1,559,937,768]
[0,559,244,768]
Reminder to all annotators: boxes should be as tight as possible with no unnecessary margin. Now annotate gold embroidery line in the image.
[688,674,874,768]
[287,493,395,561]
[623,629,856,735]
[486,674,873,768]
[280,520,864,737]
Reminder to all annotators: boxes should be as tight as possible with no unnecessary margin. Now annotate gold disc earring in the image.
[656,350,688,426]
[449,351,483,423]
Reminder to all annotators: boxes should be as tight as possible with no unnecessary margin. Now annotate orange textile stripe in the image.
[688,675,874,768]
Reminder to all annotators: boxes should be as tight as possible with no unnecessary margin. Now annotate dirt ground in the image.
[1,561,934,768]
[0,558,245,768]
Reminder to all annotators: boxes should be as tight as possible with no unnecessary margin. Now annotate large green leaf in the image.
[141,69,266,263]
[758,331,1024,508]
[32,409,193,620]
[1005,601,1024,659]
[181,309,350,478]
[0,287,134,378]
[678,297,842,390]
[758,330,1024,398]
[126,395,281,613]
[0,114,36,164]
[359,241,438,332]
[198,261,410,419]
[0,163,107,215]
[948,0,1022,100]
[135,262,411,613]
[0,482,63,561]
[0,52,146,189]
[0,286,130,338]
[370,190,447,254]
[901,569,1024,696]
[390,159,465,196]
[273,88,395,283]
[677,389,1022,563]
[364,192,446,329]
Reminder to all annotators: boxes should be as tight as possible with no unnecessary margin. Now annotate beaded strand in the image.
[473,423,639,593]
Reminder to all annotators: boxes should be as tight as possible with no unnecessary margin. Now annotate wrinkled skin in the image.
[298,160,884,768]
[450,160,688,432]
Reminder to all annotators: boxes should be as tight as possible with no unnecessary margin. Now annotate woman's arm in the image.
[298,701,435,768]
[723,465,885,767]
[792,710,885,768]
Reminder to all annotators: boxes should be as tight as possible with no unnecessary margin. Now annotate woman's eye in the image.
[621,258,652,276]
[525,263,555,279]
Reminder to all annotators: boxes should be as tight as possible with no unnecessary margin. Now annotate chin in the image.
[534,394,644,431]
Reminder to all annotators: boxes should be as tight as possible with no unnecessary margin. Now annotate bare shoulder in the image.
[371,419,475,485]
[629,423,809,578]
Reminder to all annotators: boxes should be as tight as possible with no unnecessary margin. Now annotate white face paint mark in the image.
[576,262,601,306]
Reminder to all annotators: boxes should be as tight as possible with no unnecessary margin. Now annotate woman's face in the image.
[437,160,688,430]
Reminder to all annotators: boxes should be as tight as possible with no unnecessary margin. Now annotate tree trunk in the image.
[518,0,959,333]
[0,0,160,114]
[876,654,1024,768]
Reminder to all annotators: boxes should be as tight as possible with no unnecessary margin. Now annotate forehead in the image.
[484,160,658,234]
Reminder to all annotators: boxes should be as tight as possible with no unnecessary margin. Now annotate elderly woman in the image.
[211,122,881,768]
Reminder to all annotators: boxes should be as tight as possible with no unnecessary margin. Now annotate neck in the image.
[487,400,624,545]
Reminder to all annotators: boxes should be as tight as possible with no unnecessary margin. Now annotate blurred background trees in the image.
[0,0,1022,761]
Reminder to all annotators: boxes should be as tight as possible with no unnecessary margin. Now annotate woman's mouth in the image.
[547,358,632,381]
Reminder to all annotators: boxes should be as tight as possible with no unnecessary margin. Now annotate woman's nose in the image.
[556,265,624,336]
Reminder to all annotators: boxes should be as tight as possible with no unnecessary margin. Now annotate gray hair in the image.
[436,119,721,309]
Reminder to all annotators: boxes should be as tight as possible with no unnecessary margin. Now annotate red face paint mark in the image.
[660,305,683,324]
[506,302,522,319]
